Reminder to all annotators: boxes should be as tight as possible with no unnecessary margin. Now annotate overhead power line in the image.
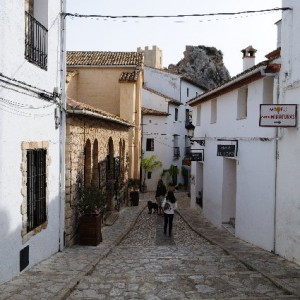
[63,7,291,20]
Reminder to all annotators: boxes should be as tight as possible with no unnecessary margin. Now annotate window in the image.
[211,98,217,123]
[185,109,190,126]
[25,0,48,70]
[146,138,154,151]
[187,88,189,97]
[237,87,248,119]
[27,149,47,231]
[196,105,201,126]
[173,135,180,160]
[263,78,274,104]
[175,108,178,121]
[147,171,152,179]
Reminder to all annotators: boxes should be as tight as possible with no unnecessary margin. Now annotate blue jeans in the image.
[164,213,174,236]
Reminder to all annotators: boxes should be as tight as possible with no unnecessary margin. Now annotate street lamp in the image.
[186,122,195,140]
[186,122,205,146]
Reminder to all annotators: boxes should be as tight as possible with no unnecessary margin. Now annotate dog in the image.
[147,201,158,214]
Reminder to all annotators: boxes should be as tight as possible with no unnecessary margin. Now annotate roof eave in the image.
[67,109,135,127]
[188,65,269,107]
[67,64,140,68]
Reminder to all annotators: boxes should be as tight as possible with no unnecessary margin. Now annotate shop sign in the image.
[190,149,204,161]
[260,104,297,127]
[217,140,238,157]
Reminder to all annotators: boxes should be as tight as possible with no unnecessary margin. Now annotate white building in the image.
[139,46,206,191]
[188,0,300,264]
[0,0,66,283]
[188,46,279,252]
[275,0,300,264]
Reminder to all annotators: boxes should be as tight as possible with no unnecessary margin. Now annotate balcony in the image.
[25,12,48,70]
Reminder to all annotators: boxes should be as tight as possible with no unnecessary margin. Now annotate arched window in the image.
[84,139,92,187]
[121,139,126,183]
[91,139,99,187]
[106,138,114,181]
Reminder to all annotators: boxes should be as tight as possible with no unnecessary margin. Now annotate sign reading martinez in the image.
[260,104,297,127]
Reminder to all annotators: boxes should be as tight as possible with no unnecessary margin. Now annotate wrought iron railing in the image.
[25,12,48,70]
[27,149,47,231]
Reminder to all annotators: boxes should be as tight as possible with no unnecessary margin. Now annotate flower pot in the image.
[78,213,102,246]
[130,191,139,206]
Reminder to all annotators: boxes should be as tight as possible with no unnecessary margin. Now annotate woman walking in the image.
[155,179,167,215]
[162,191,177,237]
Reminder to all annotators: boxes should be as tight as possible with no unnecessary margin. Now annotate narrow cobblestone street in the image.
[66,194,297,299]
[1,192,299,299]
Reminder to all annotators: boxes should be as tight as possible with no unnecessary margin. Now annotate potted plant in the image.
[77,186,106,246]
[128,178,140,191]
[141,155,162,193]
[167,165,179,191]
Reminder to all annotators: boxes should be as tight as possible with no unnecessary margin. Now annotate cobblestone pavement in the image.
[65,194,298,300]
[0,192,300,299]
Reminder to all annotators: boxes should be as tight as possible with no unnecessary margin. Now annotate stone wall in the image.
[65,114,130,246]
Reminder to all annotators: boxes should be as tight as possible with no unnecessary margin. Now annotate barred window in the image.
[25,0,48,70]
[27,149,47,231]
[146,138,154,151]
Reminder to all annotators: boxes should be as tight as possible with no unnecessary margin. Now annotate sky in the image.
[65,0,282,77]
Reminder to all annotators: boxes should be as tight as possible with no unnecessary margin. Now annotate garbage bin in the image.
[130,191,139,206]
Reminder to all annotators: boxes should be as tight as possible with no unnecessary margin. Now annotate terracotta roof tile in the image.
[265,48,281,60]
[67,98,134,127]
[142,107,169,116]
[119,70,139,82]
[67,51,144,67]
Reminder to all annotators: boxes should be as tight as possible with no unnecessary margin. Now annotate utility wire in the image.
[63,7,291,19]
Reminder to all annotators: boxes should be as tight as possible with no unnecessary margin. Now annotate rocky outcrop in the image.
[168,45,231,90]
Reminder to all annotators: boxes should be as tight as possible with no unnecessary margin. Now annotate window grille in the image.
[146,138,154,151]
[27,149,47,231]
[173,147,180,159]
[25,11,48,70]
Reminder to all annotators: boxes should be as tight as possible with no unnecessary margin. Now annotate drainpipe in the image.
[260,67,279,253]
[273,74,280,254]
[58,0,67,251]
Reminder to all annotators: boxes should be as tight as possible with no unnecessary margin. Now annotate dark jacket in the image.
[155,184,166,197]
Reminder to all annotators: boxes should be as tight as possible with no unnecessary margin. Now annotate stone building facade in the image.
[65,99,132,246]
[66,51,143,181]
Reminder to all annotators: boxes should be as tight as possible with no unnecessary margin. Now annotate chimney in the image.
[241,45,257,71]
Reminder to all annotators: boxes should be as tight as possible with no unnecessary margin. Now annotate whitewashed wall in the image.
[142,68,204,190]
[0,0,62,284]
[142,114,169,191]
[191,77,277,251]
[276,0,300,264]
[144,67,181,101]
